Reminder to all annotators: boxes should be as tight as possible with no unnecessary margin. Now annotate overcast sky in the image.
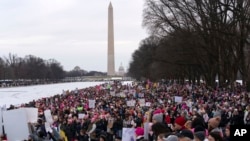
[0,0,148,72]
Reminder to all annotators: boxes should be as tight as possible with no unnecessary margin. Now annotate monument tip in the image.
[109,2,112,8]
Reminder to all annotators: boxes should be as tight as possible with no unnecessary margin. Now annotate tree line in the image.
[0,53,106,85]
[128,0,250,88]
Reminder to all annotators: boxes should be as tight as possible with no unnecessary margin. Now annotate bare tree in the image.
[143,0,250,87]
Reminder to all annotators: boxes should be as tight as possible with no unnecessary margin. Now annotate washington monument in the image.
[107,2,115,76]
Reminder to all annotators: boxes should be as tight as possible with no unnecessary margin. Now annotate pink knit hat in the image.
[135,127,144,136]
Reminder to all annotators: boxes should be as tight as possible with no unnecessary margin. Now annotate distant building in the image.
[73,66,81,71]
[117,63,125,76]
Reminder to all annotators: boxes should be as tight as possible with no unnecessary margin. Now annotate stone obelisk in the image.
[107,2,115,76]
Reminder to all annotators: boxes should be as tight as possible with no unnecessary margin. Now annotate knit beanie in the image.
[135,127,144,136]
[152,113,163,123]
[175,116,186,127]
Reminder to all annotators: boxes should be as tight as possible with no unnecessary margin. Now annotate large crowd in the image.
[1,80,249,141]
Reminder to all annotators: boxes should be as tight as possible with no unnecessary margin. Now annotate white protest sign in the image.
[139,93,144,98]
[3,109,30,141]
[127,100,135,107]
[21,107,38,123]
[89,100,96,108]
[139,99,146,106]
[174,96,183,103]
[44,109,54,124]
[145,102,151,107]
[122,128,136,141]
[126,100,132,107]
[78,113,85,119]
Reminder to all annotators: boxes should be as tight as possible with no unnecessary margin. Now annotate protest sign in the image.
[3,109,30,141]
[44,109,54,124]
[21,107,38,123]
[122,128,136,141]
[78,113,85,119]
[89,100,96,108]
[174,96,183,103]
[139,99,145,106]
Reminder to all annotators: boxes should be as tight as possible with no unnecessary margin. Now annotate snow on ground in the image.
[0,81,133,108]
[0,82,105,108]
